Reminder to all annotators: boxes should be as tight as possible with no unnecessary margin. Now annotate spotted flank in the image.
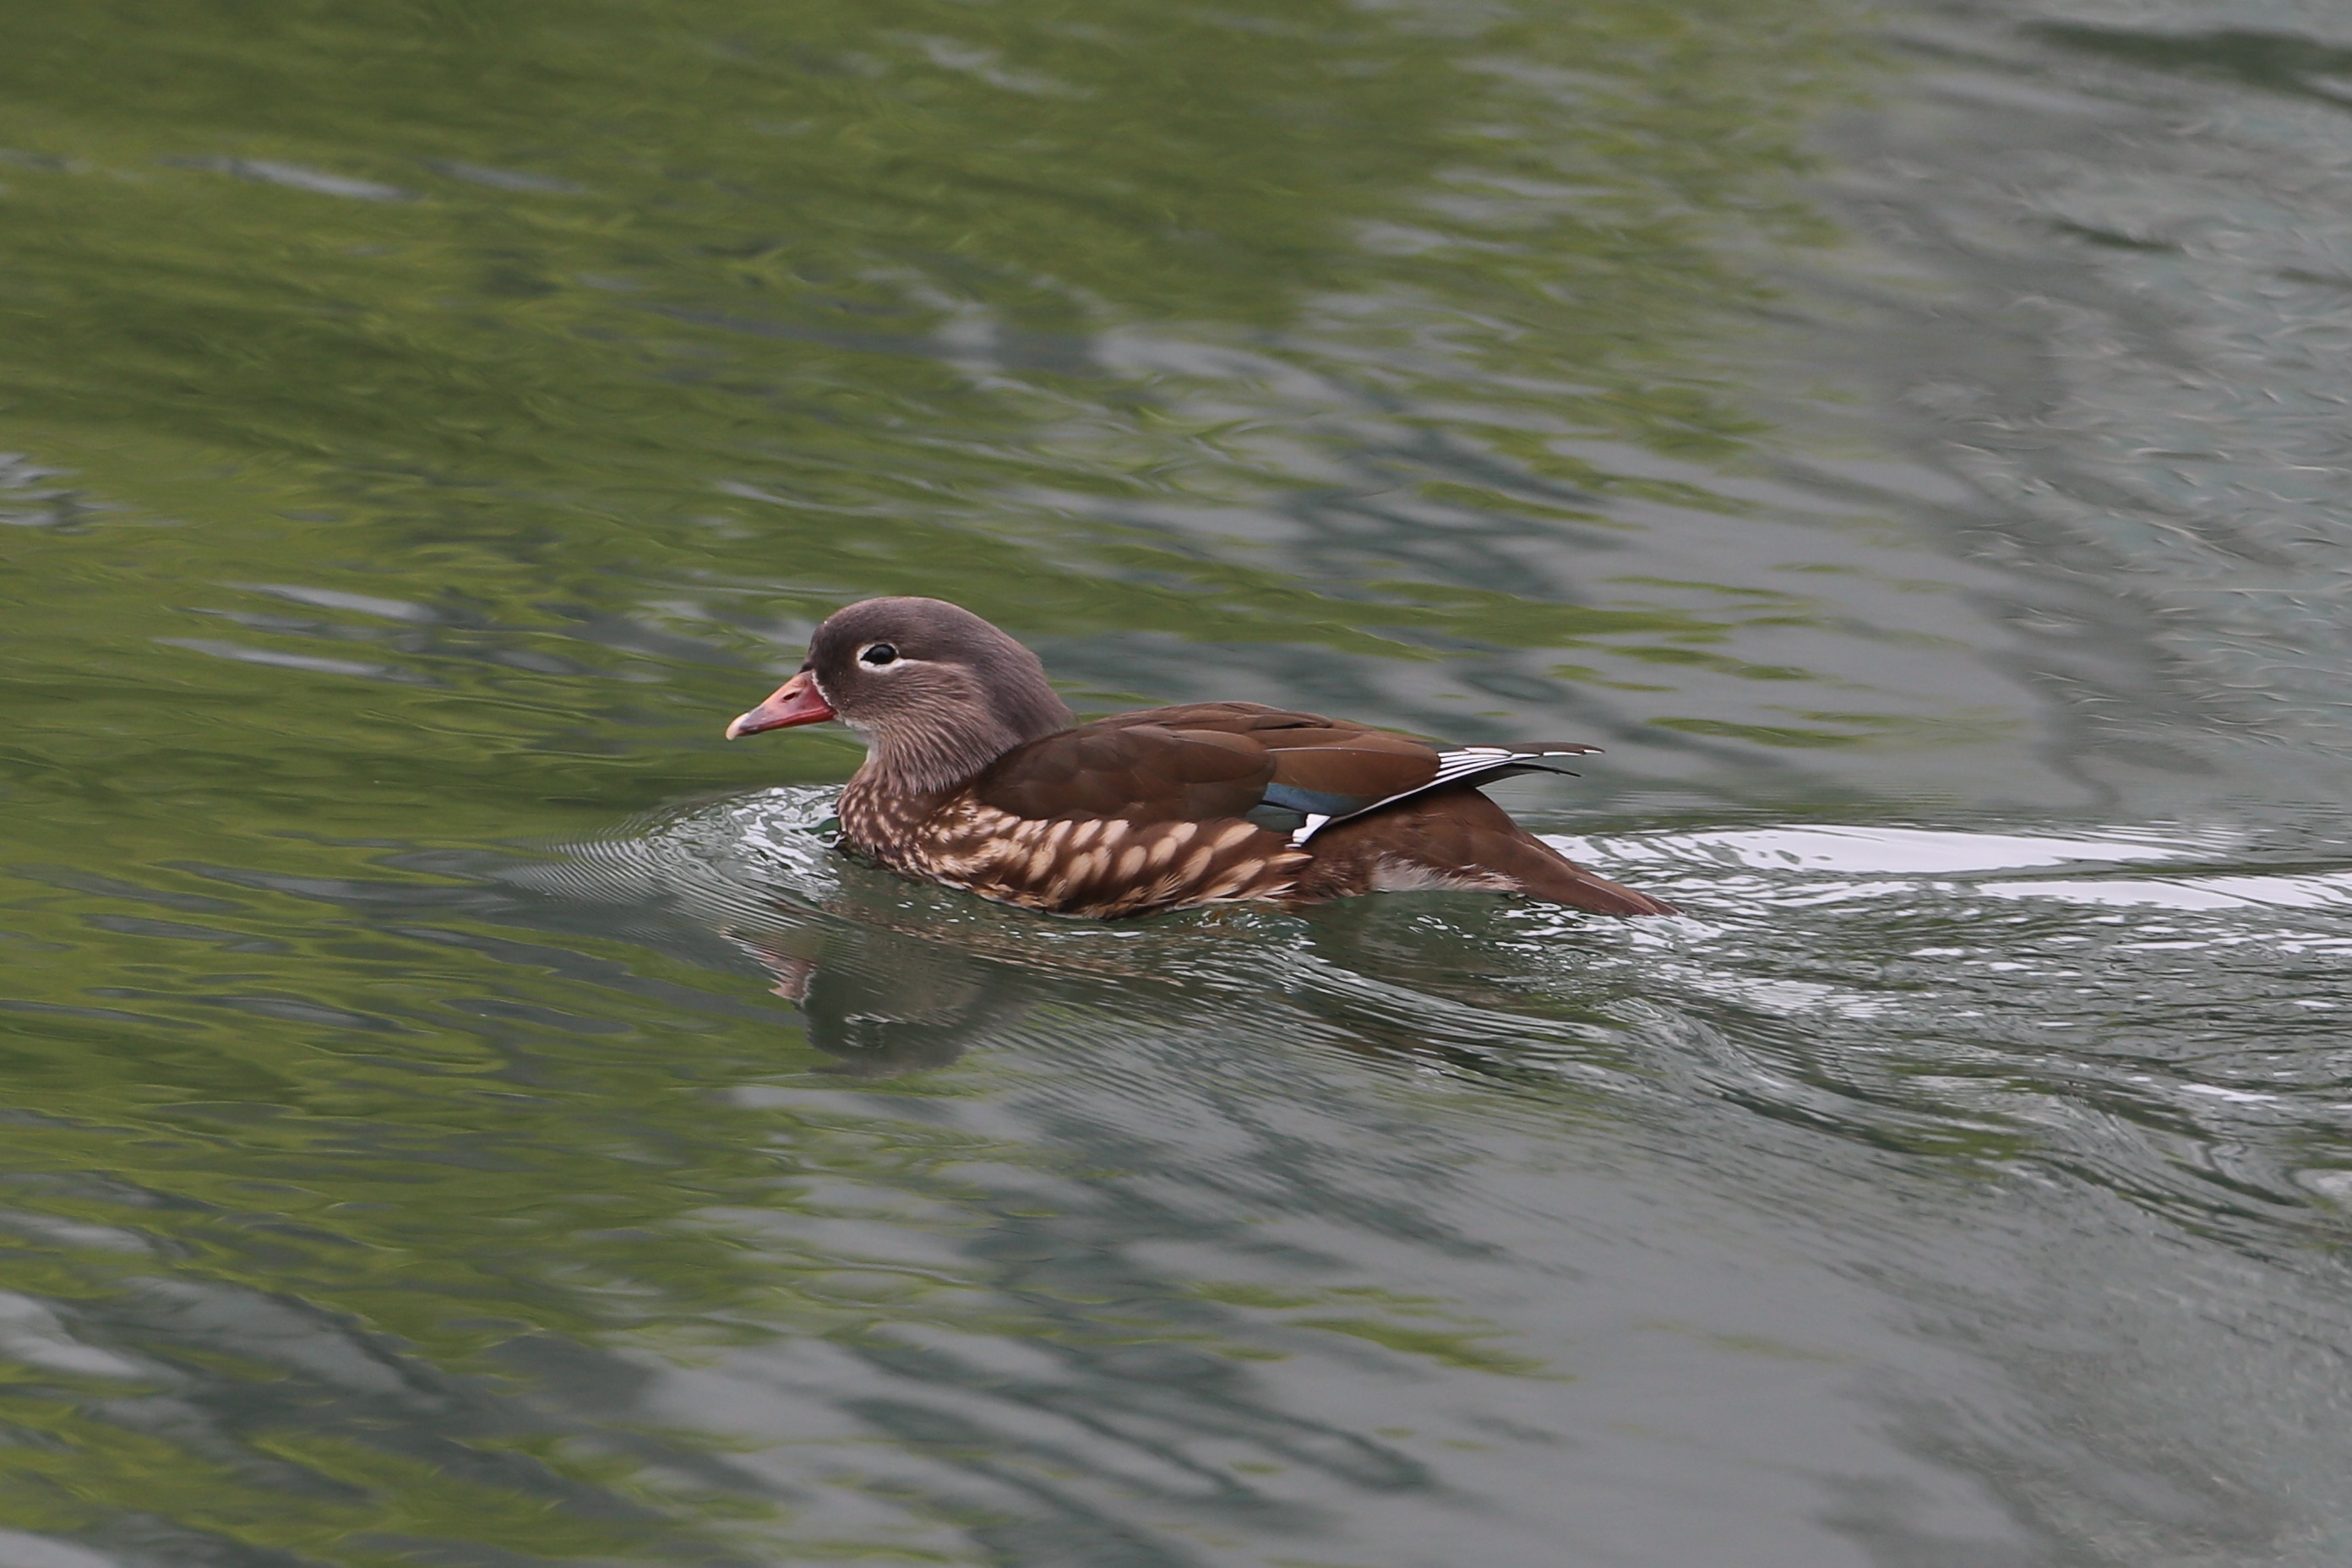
[843,788,1306,917]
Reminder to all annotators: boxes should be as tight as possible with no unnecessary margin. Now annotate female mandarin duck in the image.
[726,597,1677,918]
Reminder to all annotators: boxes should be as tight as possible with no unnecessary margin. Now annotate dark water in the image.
[5,0,2352,1562]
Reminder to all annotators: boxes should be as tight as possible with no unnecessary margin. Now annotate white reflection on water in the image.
[1555,822,2352,915]
[1568,823,2202,875]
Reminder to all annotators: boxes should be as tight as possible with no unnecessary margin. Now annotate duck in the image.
[724,596,1677,919]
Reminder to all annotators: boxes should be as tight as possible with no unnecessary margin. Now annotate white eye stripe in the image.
[856,641,923,670]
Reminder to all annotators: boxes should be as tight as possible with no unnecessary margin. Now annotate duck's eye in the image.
[859,643,900,667]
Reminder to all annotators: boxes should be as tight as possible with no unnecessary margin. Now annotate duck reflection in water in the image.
[717,868,1637,1081]
[726,917,1022,1075]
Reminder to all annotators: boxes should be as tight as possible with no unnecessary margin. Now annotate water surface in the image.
[3,0,2351,1563]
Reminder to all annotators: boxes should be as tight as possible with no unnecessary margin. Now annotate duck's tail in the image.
[1300,786,1680,916]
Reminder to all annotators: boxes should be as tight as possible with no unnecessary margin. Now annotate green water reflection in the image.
[0,0,1904,1557]
[0,0,1906,828]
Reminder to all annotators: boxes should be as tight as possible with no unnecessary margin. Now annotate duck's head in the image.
[725,596,1074,792]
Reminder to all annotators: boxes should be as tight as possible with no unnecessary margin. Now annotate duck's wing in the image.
[971,717,1277,825]
[977,704,1603,845]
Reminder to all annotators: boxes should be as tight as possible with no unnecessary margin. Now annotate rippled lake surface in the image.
[6,0,2352,1562]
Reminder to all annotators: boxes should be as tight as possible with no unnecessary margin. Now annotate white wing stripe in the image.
[1432,748,1512,783]
[1291,746,1593,844]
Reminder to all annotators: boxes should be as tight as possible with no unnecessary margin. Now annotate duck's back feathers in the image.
[977,703,1600,844]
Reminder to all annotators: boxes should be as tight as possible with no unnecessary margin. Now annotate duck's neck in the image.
[850,727,1004,802]
[837,726,1029,859]
[845,703,1071,807]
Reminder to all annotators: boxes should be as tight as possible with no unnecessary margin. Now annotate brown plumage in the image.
[725,597,1677,919]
